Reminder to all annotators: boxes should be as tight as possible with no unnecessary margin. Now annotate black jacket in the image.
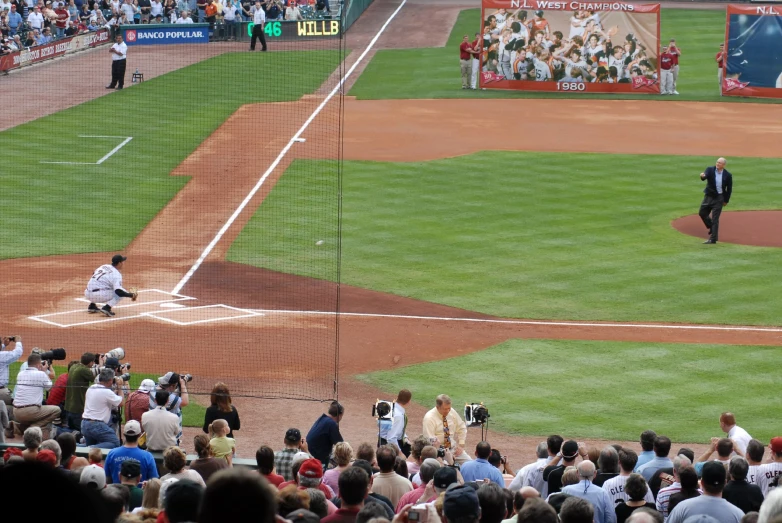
[702,166,733,204]
[723,480,764,513]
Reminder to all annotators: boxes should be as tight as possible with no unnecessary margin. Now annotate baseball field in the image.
[2,0,782,457]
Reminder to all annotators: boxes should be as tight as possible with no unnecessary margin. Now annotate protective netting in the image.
[1,1,346,405]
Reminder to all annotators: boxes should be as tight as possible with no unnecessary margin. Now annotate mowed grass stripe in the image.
[1,51,340,260]
[227,152,782,326]
[356,339,782,443]
[350,8,781,103]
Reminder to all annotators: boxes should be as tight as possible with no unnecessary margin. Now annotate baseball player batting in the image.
[84,254,138,317]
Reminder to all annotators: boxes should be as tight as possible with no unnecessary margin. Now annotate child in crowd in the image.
[88,448,104,468]
[208,419,235,466]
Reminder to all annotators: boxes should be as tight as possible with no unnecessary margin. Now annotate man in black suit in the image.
[699,157,733,244]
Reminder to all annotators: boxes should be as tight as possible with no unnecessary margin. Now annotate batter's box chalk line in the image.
[141,304,265,326]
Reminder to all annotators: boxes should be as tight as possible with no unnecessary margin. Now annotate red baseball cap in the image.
[37,449,57,467]
[298,458,324,479]
[770,437,782,453]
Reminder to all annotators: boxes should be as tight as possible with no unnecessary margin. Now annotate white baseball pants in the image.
[85,288,123,307]
[660,69,674,94]
[471,58,479,89]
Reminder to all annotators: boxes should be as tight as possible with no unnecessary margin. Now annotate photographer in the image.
[65,352,99,431]
[0,336,23,434]
[12,352,59,439]
[152,372,190,443]
[81,368,125,448]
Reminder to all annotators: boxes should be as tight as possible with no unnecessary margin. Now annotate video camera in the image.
[371,400,394,420]
[464,402,490,426]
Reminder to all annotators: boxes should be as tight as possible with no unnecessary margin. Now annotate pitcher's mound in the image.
[672,211,782,247]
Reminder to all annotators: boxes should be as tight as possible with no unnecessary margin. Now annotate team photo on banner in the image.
[479,0,661,93]
[722,4,782,99]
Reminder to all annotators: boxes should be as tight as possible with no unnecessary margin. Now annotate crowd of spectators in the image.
[0,0,335,54]
[2,338,781,523]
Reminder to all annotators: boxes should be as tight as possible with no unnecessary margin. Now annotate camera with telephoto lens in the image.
[95,347,125,365]
[38,348,67,364]
[180,373,193,383]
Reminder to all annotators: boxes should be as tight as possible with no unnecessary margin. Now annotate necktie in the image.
[442,415,452,448]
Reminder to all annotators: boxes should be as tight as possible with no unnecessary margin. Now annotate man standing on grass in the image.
[669,38,681,94]
[249,0,267,51]
[698,157,733,244]
[471,32,481,89]
[716,43,725,94]
[460,34,475,89]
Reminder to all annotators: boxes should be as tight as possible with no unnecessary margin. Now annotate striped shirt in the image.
[656,482,682,521]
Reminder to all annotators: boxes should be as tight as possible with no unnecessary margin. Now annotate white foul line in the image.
[246,309,782,333]
[40,136,133,165]
[170,0,410,296]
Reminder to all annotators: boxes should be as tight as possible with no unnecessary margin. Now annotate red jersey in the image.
[669,46,680,66]
[660,52,674,70]
[46,373,68,406]
[716,51,724,67]
[460,41,472,60]
[472,38,481,59]
[531,18,549,35]
[55,8,68,28]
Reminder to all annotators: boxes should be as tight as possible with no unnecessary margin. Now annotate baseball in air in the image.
[316,240,324,246]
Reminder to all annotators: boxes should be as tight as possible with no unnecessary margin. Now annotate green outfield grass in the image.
[0,51,340,260]
[7,362,206,428]
[350,8,781,104]
[227,152,782,326]
[357,339,782,443]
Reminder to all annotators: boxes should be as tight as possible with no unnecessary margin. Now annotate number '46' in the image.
[264,22,282,37]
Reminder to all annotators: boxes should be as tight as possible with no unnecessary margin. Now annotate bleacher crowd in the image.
[0,0,334,54]
[2,337,781,523]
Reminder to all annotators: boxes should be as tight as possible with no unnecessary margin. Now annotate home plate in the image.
[160,303,186,308]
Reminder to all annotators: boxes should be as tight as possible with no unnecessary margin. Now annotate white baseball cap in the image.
[138,379,156,393]
[80,464,107,490]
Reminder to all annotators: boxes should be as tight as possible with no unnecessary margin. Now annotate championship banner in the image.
[722,4,782,99]
[0,29,110,72]
[122,24,210,46]
[478,0,661,93]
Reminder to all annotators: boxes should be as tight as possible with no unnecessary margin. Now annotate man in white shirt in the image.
[81,368,124,448]
[142,390,181,451]
[522,436,562,496]
[12,352,59,439]
[105,34,128,91]
[0,336,23,432]
[756,437,782,496]
[384,389,411,456]
[719,412,752,455]
[175,10,193,22]
[746,439,765,485]
[422,394,471,464]
[85,253,136,316]
[249,0,266,51]
[509,441,548,492]
[27,5,45,30]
